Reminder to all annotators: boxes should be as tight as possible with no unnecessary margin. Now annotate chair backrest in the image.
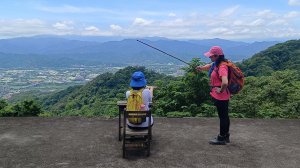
[123,110,152,130]
[125,110,149,119]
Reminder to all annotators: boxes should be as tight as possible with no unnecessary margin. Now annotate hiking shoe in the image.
[225,133,230,143]
[209,135,226,145]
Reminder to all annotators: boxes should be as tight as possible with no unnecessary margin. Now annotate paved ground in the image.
[0,117,299,168]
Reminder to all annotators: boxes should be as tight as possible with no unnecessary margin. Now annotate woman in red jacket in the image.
[196,46,230,145]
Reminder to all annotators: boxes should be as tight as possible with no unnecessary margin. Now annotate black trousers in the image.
[213,98,230,136]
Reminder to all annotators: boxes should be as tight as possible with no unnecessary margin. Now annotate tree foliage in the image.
[152,58,211,117]
[230,70,300,118]
[0,99,42,117]
[239,39,300,77]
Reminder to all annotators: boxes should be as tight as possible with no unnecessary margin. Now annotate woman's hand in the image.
[195,66,203,72]
[146,86,157,98]
[146,86,157,90]
[216,76,228,94]
[216,87,222,94]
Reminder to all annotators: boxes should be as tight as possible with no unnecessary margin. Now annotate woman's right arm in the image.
[196,63,212,71]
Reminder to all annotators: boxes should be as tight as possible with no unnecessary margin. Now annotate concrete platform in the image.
[0,117,299,168]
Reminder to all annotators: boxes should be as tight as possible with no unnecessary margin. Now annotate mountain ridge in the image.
[0,36,280,68]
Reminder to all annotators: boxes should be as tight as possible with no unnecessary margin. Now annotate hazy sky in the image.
[1,0,300,40]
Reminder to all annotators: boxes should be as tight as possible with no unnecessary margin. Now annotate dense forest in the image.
[238,40,300,76]
[1,39,300,118]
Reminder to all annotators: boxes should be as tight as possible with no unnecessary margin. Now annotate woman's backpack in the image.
[218,61,245,94]
[126,89,145,124]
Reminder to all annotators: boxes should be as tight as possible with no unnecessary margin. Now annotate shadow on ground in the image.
[0,117,299,168]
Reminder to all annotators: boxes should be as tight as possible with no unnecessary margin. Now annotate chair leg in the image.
[122,149,125,158]
[122,145,126,158]
[122,136,126,158]
[147,124,152,156]
[146,140,150,157]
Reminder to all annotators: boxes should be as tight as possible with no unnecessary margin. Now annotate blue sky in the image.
[1,0,300,40]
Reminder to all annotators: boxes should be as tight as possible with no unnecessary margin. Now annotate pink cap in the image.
[204,46,224,57]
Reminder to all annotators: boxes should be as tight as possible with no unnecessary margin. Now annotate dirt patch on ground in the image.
[0,117,299,168]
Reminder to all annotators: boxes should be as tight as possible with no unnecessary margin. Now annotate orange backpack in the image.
[218,61,245,94]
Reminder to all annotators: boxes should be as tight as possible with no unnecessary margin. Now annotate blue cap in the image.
[130,71,147,87]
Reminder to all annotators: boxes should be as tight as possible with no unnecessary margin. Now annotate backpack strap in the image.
[214,61,230,94]
[215,61,229,78]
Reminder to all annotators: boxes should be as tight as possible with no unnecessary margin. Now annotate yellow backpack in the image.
[126,89,145,124]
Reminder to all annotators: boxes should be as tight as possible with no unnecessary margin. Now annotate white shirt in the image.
[126,89,154,128]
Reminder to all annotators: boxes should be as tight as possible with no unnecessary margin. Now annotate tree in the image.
[153,58,211,117]
[12,100,42,116]
[0,99,8,110]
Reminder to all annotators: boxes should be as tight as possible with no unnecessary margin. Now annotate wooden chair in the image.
[117,101,152,141]
[122,110,152,158]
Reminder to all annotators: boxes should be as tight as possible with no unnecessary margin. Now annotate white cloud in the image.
[268,27,300,38]
[269,19,288,26]
[168,13,176,17]
[116,7,300,40]
[38,5,120,15]
[2,6,300,40]
[82,27,112,36]
[85,26,99,32]
[249,19,265,26]
[220,5,240,17]
[224,30,236,35]
[52,21,74,30]
[110,24,122,31]
[240,28,250,33]
[284,11,300,18]
[0,19,69,38]
[288,0,300,6]
[233,20,244,26]
[13,19,45,26]
[159,18,195,27]
[208,27,229,34]
[256,10,272,16]
[0,18,46,36]
[133,18,153,26]
[256,10,277,19]
[189,12,198,17]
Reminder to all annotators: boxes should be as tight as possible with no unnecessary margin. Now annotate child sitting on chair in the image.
[126,71,154,130]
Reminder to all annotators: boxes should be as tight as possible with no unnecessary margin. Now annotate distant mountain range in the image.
[0,35,280,68]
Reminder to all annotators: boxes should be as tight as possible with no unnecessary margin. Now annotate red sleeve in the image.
[218,64,228,77]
